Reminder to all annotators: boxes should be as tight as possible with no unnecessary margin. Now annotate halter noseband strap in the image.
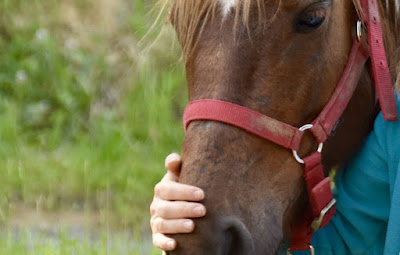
[183,0,398,252]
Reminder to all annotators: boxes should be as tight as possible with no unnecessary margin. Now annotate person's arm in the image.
[150,153,206,251]
[310,113,391,254]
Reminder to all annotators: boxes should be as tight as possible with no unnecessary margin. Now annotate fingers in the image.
[152,200,206,219]
[153,233,177,251]
[151,217,195,234]
[154,180,204,201]
[151,153,203,252]
[165,153,182,176]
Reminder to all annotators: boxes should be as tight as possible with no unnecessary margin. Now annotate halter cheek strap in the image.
[182,0,398,252]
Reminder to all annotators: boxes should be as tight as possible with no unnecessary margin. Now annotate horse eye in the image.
[301,15,325,28]
[295,9,327,33]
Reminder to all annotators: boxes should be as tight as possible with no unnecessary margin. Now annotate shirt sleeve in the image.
[310,114,391,255]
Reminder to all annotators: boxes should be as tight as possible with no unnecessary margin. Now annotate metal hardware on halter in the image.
[311,198,337,232]
[287,245,315,255]
[292,124,324,164]
[356,20,362,42]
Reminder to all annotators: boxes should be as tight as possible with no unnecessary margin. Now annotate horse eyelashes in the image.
[295,9,327,33]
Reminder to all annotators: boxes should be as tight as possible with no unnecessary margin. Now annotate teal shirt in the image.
[309,93,400,255]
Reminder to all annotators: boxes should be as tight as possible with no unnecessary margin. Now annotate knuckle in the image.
[157,201,168,216]
[152,234,160,247]
[154,217,164,232]
[150,217,156,230]
[150,202,156,215]
[154,183,163,196]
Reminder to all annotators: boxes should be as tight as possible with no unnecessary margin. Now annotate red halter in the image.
[183,0,398,253]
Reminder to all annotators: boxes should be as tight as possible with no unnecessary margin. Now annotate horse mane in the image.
[158,0,400,93]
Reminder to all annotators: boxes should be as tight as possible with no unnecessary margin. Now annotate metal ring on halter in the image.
[357,20,362,42]
[287,245,315,255]
[292,124,324,164]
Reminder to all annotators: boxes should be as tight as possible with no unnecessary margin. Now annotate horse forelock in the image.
[219,0,238,18]
[159,0,278,56]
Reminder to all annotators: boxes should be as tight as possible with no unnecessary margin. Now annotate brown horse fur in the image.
[157,0,400,254]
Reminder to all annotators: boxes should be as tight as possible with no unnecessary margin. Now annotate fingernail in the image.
[193,206,205,216]
[167,240,175,249]
[165,155,173,168]
[194,190,204,199]
[165,155,174,168]
[166,153,179,164]
[183,220,193,231]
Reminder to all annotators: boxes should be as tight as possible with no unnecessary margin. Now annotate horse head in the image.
[164,0,396,254]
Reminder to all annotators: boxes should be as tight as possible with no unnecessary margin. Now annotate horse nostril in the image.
[220,218,255,255]
[222,227,234,255]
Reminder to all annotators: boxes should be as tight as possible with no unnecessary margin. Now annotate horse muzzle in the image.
[167,216,255,255]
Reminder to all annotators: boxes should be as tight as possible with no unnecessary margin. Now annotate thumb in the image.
[165,153,182,177]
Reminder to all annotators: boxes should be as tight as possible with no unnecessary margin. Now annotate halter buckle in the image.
[287,245,314,255]
[311,198,337,232]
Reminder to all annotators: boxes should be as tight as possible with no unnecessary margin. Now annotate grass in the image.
[0,0,184,253]
[0,228,164,255]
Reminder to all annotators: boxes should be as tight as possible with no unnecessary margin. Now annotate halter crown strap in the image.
[360,0,398,121]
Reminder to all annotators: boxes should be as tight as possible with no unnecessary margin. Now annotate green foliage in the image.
[0,0,185,253]
[0,27,100,141]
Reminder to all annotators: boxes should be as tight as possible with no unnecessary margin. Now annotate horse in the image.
[159,0,400,254]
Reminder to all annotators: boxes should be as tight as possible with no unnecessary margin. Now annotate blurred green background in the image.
[0,0,185,254]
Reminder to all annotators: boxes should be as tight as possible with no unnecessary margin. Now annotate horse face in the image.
[168,0,371,254]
